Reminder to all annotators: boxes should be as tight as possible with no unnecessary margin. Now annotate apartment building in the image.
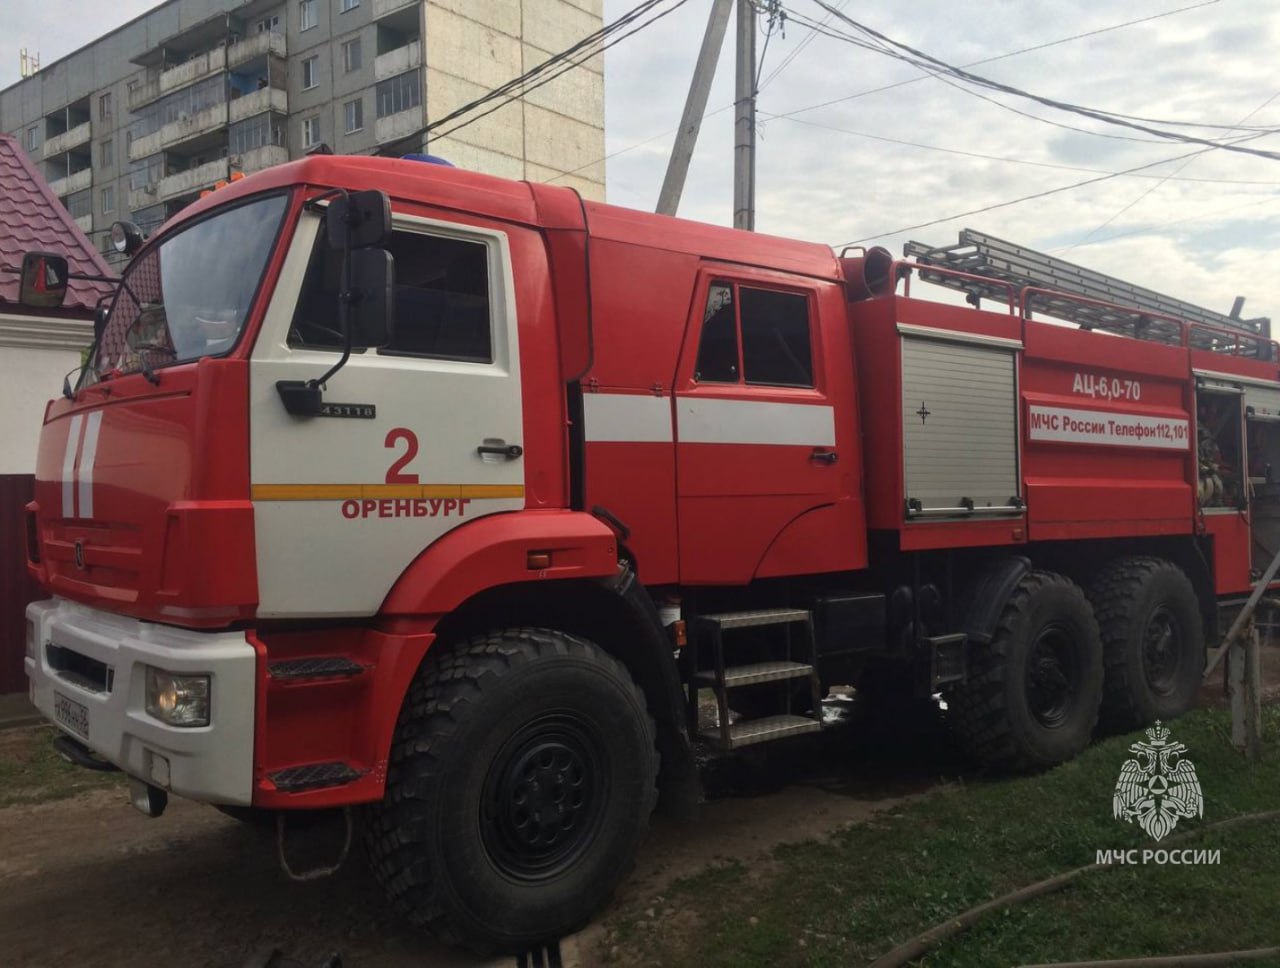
[0,0,605,266]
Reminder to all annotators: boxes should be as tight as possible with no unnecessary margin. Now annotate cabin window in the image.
[695,282,738,383]
[694,279,814,388]
[290,223,493,364]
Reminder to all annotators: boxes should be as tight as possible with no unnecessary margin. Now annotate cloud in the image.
[4,0,1276,318]
[605,0,1280,317]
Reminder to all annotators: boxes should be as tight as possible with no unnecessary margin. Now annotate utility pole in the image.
[656,0,734,217]
[733,0,757,230]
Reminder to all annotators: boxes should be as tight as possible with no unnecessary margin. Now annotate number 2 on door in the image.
[385,428,420,484]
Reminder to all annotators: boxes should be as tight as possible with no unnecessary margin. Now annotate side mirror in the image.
[348,248,395,348]
[93,304,109,343]
[110,220,146,257]
[18,252,69,308]
[328,190,391,251]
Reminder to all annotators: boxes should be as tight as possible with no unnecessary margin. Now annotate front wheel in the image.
[364,628,659,954]
[946,570,1102,771]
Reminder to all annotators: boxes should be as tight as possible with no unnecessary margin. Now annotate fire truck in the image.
[19,156,1277,952]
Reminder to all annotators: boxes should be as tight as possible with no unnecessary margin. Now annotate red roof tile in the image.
[0,133,115,313]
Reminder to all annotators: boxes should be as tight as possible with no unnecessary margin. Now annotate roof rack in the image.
[903,229,1270,340]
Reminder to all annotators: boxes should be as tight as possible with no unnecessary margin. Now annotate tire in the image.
[364,628,659,954]
[1088,557,1204,730]
[946,570,1102,771]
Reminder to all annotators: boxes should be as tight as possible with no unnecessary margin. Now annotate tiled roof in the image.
[0,133,115,313]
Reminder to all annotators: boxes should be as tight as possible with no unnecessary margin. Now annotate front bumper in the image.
[25,598,256,806]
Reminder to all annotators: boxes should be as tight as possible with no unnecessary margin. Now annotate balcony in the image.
[75,214,93,234]
[160,47,226,98]
[49,168,92,198]
[130,102,229,160]
[375,39,421,82]
[128,77,162,111]
[375,104,423,146]
[156,158,229,202]
[235,144,289,174]
[373,0,417,19]
[229,87,288,124]
[44,122,91,159]
[227,30,286,70]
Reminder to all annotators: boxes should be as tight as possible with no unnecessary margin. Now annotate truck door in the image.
[673,267,861,584]
[248,209,526,618]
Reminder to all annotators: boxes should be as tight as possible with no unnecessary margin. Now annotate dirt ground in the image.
[0,710,951,968]
[1,644,1275,968]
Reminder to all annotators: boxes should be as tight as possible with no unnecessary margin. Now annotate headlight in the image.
[145,668,210,727]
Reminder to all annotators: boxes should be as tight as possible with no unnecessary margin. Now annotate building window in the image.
[99,92,112,121]
[101,186,115,214]
[344,99,363,133]
[302,116,320,147]
[340,0,360,11]
[291,226,493,364]
[376,71,421,118]
[99,139,114,167]
[230,114,285,154]
[342,38,362,72]
[256,14,281,33]
[26,126,37,150]
[299,0,317,30]
[302,55,319,90]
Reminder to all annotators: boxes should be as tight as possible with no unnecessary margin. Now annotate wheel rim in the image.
[480,712,607,882]
[1026,623,1083,729]
[1142,605,1182,697]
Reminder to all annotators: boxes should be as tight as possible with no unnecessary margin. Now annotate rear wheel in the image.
[946,570,1102,770]
[364,628,658,954]
[1088,557,1204,730]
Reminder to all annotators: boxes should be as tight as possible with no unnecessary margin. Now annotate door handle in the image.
[477,442,524,459]
[810,448,838,465]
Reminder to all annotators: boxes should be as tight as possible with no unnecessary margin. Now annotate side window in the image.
[289,222,493,364]
[694,281,738,383]
[740,287,813,387]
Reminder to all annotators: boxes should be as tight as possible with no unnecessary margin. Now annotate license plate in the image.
[53,691,89,740]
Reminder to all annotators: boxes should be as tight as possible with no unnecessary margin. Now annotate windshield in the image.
[89,192,289,381]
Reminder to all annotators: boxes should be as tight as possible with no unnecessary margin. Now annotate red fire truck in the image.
[19,156,1276,952]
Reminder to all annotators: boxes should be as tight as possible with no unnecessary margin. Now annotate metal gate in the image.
[0,475,37,694]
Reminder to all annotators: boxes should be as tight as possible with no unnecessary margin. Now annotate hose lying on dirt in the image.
[1018,947,1280,967]
[865,810,1280,968]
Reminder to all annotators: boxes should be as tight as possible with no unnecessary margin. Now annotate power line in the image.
[1055,193,1280,252]
[803,1,1280,161]
[372,0,691,154]
[773,0,1223,122]
[766,111,1280,187]
[834,137,1270,247]
[1062,89,1280,252]
[547,0,1225,189]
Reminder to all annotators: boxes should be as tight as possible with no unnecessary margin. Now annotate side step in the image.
[689,608,824,751]
[698,714,821,749]
[269,761,364,793]
[268,657,366,682]
[693,660,813,688]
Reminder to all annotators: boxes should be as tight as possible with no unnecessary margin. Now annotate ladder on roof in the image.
[902,229,1270,345]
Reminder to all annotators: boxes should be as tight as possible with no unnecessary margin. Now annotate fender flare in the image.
[380,509,618,617]
[962,555,1032,644]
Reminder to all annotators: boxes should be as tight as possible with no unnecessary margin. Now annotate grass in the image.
[604,706,1280,967]
[0,725,124,809]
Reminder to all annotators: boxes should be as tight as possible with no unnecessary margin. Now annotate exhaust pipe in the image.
[841,246,895,302]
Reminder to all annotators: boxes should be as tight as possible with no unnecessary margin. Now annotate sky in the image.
[3,0,1279,323]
